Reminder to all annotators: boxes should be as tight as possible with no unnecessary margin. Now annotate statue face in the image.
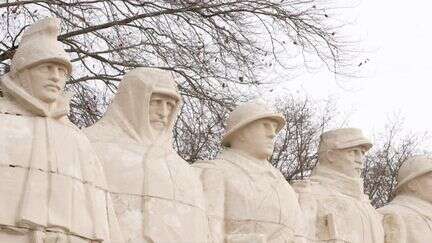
[149,93,177,133]
[413,172,432,203]
[234,118,279,160]
[24,62,68,103]
[326,146,365,178]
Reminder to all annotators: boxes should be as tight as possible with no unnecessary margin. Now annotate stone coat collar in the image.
[219,148,280,179]
[392,195,432,221]
[312,165,368,201]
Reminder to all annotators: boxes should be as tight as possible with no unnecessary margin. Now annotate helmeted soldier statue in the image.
[0,18,123,243]
[194,99,305,243]
[85,67,210,243]
[293,128,384,243]
[379,155,432,243]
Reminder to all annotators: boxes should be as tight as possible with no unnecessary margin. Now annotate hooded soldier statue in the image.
[378,156,432,243]
[293,128,384,243]
[193,99,305,243]
[84,67,209,243]
[0,18,123,243]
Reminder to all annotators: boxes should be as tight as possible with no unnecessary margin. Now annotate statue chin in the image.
[150,123,166,133]
[0,17,120,242]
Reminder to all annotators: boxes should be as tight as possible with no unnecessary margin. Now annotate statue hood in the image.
[92,67,181,145]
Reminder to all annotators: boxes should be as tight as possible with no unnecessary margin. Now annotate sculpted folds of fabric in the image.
[294,168,384,243]
[3,17,432,243]
[0,18,122,243]
[85,68,209,243]
[379,195,432,243]
[378,156,432,243]
[194,100,305,243]
[293,128,384,243]
[195,149,304,243]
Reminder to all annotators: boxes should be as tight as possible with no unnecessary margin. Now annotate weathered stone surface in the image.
[0,17,123,243]
[85,67,209,243]
[293,128,384,243]
[194,99,305,243]
[379,156,432,243]
[4,16,432,243]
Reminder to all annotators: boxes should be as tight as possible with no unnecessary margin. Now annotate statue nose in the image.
[49,68,61,82]
[158,102,171,117]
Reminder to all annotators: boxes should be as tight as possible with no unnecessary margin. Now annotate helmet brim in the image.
[221,113,285,147]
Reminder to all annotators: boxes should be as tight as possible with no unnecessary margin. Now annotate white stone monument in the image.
[0,18,123,243]
[194,99,305,243]
[378,155,432,243]
[293,128,384,243]
[85,68,209,243]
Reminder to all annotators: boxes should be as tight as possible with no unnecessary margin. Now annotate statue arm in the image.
[105,191,127,243]
[381,210,407,243]
[199,167,227,243]
[293,180,319,241]
[200,167,266,243]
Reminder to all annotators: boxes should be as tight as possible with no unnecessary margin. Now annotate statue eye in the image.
[58,67,67,77]
[150,99,161,105]
[263,122,273,129]
[38,64,50,72]
[167,102,175,110]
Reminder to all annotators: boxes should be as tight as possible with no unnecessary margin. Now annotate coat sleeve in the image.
[195,164,226,243]
[293,181,344,242]
[379,208,407,243]
[198,166,269,243]
[292,180,320,241]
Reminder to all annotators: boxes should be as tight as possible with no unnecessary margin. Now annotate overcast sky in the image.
[263,1,431,142]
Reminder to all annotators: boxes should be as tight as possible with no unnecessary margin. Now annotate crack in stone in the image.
[110,191,207,211]
[0,224,99,242]
[0,163,107,192]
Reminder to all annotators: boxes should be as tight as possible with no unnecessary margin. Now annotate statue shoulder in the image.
[292,178,322,194]
[0,97,28,116]
[379,205,407,243]
[193,159,229,180]
[377,202,409,221]
[193,158,228,170]
[84,122,124,144]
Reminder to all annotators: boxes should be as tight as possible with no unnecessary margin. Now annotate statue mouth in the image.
[151,120,167,127]
[45,83,61,91]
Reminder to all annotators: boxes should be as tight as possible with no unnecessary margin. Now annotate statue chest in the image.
[224,168,300,225]
[0,114,96,180]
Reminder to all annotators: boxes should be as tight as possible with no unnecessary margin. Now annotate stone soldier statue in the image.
[0,18,123,243]
[194,99,305,243]
[378,156,432,243]
[293,128,384,243]
[85,68,209,243]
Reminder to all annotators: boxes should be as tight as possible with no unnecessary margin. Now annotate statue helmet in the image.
[396,155,432,190]
[10,17,72,75]
[221,99,286,147]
